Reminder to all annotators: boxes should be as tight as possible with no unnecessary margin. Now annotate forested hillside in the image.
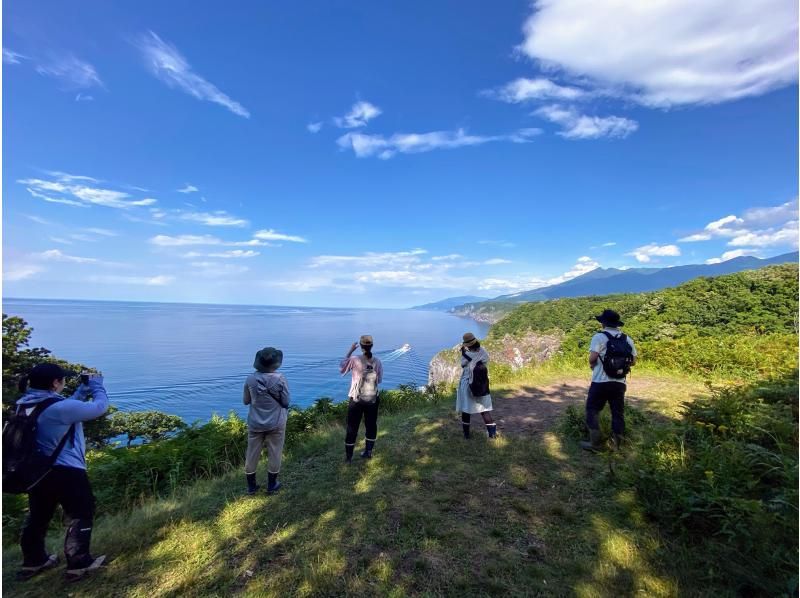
[489,263,798,380]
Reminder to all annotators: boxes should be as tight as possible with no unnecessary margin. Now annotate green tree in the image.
[109,411,186,447]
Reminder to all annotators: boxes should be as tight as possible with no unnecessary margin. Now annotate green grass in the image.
[4,375,747,598]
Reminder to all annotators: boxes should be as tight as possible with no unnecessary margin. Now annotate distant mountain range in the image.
[410,295,490,311]
[441,251,798,322]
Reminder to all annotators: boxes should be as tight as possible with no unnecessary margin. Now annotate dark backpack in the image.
[469,361,490,397]
[599,331,634,379]
[2,398,75,494]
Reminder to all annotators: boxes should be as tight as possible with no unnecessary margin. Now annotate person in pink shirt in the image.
[340,335,383,463]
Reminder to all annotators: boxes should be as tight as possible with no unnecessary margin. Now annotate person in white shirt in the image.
[581,309,637,452]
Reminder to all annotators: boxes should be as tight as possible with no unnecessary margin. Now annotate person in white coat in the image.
[456,332,496,439]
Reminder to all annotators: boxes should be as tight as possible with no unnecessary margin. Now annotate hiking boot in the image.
[65,555,106,582]
[486,423,497,439]
[266,472,281,495]
[345,443,355,464]
[612,433,625,451]
[580,429,605,452]
[246,473,260,495]
[16,554,59,581]
[360,438,375,459]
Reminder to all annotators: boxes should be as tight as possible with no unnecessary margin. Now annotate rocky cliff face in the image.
[428,332,564,386]
[449,302,516,325]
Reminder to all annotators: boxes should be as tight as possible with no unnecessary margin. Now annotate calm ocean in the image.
[3,299,489,422]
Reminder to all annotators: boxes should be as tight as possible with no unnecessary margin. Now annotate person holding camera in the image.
[457,333,496,439]
[14,363,109,581]
[340,335,383,463]
[243,347,290,495]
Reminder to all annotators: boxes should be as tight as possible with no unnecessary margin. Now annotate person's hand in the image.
[87,375,105,390]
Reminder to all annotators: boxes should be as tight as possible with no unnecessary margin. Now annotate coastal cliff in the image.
[428,332,563,386]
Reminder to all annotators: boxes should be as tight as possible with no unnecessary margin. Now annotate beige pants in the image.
[245,426,286,474]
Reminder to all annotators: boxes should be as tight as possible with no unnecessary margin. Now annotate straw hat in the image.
[359,335,374,347]
[462,332,479,348]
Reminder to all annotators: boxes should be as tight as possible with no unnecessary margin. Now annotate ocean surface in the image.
[3,299,489,422]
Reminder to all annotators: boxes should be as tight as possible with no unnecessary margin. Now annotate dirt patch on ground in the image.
[492,379,588,437]
[493,377,667,436]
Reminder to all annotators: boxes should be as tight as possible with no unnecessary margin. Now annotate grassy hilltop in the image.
[2,264,798,596]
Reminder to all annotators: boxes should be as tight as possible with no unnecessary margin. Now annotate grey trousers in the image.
[245,426,286,475]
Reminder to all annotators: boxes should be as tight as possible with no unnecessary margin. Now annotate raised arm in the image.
[375,359,383,385]
[340,342,358,374]
[54,378,109,423]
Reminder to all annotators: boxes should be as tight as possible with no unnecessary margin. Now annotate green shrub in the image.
[627,374,798,595]
[558,403,650,443]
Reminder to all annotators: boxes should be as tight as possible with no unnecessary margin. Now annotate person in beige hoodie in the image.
[243,347,290,495]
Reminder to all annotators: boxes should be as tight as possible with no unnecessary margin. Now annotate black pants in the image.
[20,466,96,568]
[345,397,379,446]
[586,382,626,435]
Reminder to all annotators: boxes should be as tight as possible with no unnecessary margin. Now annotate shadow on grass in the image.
[2,383,712,597]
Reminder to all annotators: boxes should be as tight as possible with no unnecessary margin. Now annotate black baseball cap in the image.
[27,363,77,390]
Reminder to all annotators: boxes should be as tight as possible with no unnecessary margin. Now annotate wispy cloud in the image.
[333,101,382,128]
[87,274,174,286]
[136,31,250,118]
[189,262,249,277]
[337,127,541,159]
[3,48,29,65]
[20,173,157,210]
[36,249,99,264]
[535,105,638,139]
[253,229,308,243]
[3,264,43,281]
[150,234,225,247]
[182,250,259,259]
[484,77,588,103]
[178,210,248,227]
[310,249,427,269]
[75,93,94,102]
[307,122,323,134]
[177,184,199,194]
[479,239,516,248]
[35,55,103,89]
[626,243,681,263]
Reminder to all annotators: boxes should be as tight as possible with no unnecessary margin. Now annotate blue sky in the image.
[3,0,798,308]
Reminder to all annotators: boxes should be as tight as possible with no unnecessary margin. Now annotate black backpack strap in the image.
[47,423,76,465]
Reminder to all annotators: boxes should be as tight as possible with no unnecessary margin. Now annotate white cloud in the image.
[307,122,323,134]
[728,224,798,248]
[337,127,541,159]
[150,234,223,247]
[678,201,798,248]
[431,254,463,261]
[705,249,759,264]
[601,242,617,247]
[83,227,117,237]
[177,184,199,194]
[333,101,382,128]
[626,244,681,263]
[518,0,798,107]
[189,262,249,277]
[3,264,43,281]
[75,93,94,102]
[3,48,28,64]
[25,187,90,208]
[479,240,516,248]
[482,258,513,266]
[535,105,638,139]
[485,77,588,103]
[36,249,99,264]
[20,175,157,210]
[136,31,250,118]
[182,250,259,259]
[87,274,174,286]
[310,249,427,269]
[253,229,308,243]
[179,210,248,227]
[35,55,103,89]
